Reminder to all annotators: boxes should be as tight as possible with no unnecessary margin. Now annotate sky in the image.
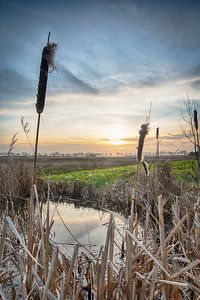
[0,0,200,154]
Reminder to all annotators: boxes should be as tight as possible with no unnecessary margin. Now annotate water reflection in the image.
[43,202,124,254]
[0,199,125,257]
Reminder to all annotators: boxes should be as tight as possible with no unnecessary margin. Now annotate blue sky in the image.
[1,0,200,153]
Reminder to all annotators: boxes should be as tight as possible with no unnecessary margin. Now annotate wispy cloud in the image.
[0,68,34,104]
[50,65,98,94]
[190,79,200,90]
[161,133,185,141]
[1,0,200,153]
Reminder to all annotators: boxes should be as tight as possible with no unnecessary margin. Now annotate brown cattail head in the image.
[194,109,198,131]
[36,42,57,114]
[137,123,149,162]
[156,127,159,139]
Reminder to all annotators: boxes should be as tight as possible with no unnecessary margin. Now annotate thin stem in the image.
[33,113,41,180]
[47,31,51,46]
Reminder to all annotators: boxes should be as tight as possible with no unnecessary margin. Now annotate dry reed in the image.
[0,176,200,299]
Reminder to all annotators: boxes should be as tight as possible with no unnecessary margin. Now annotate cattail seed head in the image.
[36,43,57,114]
[194,109,198,131]
[156,127,159,139]
[137,123,149,162]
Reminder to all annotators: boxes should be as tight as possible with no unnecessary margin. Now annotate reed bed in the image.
[0,158,32,201]
[0,178,200,299]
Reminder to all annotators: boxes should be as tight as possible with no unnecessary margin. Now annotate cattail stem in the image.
[193,110,200,185]
[33,112,41,179]
[156,127,160,160]
[47,31,51,45]
[33,33,56,181]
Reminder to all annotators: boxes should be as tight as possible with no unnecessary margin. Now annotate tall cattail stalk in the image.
[137,123,149,163]
[33,32,57,179]
[194,109,198,131]
[136,104,152,177]
[180,100,200,183]
[193,109,200,183]
[156,127,160,161]
[28,33,57,291]
[137,123,150,176]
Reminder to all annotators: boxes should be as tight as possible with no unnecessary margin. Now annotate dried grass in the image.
[0,175,200,299]
[0,158,32,200]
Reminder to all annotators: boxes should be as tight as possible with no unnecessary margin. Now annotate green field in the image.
[48,165,137,187]
[47,159,197,187]
[169,159,197,183]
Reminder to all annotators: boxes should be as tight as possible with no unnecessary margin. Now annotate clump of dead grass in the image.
[0,182,200,299]
[0,157,33,200]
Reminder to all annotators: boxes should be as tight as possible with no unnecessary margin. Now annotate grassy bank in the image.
[47,159,197,187]
[169,159,197,183]
[48,164,137,187]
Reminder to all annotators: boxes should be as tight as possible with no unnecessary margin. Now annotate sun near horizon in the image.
[0,0,200,154]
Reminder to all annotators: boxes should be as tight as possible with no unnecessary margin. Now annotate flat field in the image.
[48,164,137,187]
[0,154,190,172]
[0,155,195,187]
[48,159,197,187]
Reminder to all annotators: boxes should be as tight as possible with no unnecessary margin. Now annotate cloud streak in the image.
[50,66,98,94]
[0,68,34,104]
[1,0,200,153]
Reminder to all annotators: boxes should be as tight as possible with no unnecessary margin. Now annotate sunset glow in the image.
[109,139,125,146]
[0,1,200,154]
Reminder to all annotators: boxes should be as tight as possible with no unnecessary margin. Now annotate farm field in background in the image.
[48,165,137,187]
[0,155,196,189]
[47,159,197,187]
[0,154,191,172]
[39,155,195,184]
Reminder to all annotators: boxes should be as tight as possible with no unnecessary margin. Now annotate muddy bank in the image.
[46,179,133,215]
[43,165,184,223]
[0,158,195,230]
[42,164,196,232]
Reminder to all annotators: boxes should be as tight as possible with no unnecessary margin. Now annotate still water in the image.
[43,202,125,256]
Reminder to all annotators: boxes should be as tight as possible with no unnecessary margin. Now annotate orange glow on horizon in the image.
[109,139,126,145]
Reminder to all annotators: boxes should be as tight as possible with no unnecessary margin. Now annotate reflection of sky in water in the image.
[43,202,124,252]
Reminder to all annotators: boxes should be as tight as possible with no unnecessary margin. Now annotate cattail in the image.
[194,110,198,131]
[34,33,57,176]
[156,127,160,160]
[137,123,149,162]
[156,127,159,139]
[36,41,57,114]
